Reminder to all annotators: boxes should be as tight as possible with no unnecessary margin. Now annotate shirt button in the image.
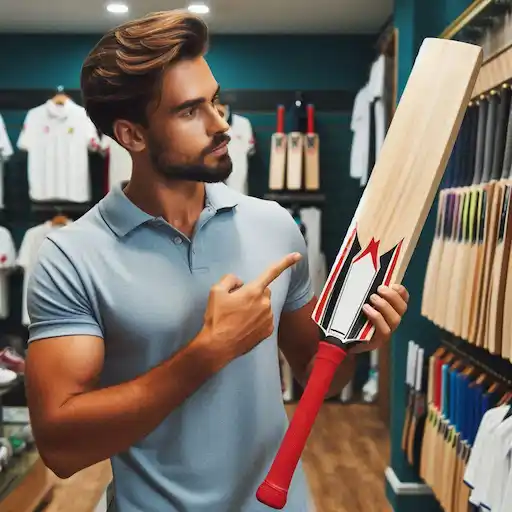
[173,236,183,245]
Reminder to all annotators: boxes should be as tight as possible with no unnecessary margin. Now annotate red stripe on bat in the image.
[353,238,380,270]
[357,239,403,340]
[314,225,357,323]
[383,239,403,286]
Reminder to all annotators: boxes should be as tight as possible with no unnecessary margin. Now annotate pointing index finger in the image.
[254,253,302,290]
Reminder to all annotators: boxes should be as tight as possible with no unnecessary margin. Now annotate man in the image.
[24,10,409,512]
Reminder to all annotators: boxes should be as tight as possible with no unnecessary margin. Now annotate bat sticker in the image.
[313,224,403,342]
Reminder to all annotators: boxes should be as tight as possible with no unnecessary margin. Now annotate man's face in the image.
[131,57,232,183]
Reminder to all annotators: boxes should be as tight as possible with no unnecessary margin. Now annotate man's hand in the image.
[351,283,410,354]
[202,252,302,363]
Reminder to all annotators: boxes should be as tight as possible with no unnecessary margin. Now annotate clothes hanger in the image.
[51,85,69,106]
[50,207,69,226]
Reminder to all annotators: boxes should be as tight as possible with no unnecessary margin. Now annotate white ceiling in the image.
[0,0,393,34]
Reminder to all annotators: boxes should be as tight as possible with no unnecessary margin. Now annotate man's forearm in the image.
[38,329,225,478]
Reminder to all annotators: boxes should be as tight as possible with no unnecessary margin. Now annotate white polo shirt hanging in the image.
[17,98,100,203]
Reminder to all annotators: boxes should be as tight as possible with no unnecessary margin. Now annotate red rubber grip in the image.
[256,341,347,509]
[307,104,315,133]
[277,105,285,133]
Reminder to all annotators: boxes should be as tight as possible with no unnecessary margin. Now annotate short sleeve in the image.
[279,207,314,312]
[17,110,35,151]
[0,114,13,159]
[0,228,16,269]
[27,238,103,343]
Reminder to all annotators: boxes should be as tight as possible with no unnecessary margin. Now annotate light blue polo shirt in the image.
[27,182,315,512]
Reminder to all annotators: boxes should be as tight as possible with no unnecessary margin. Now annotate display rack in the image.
[440,332,512,387]
[440,0,512,41]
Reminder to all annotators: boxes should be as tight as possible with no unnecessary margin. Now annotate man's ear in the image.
[112,119,147,153]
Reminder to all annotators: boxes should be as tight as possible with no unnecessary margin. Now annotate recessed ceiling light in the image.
[187,3,210,14]
[106,2,129,14]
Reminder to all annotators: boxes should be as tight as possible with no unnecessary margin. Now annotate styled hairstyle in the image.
[80,10,209,138]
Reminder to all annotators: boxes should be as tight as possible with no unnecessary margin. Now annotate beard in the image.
[147,132,233,183]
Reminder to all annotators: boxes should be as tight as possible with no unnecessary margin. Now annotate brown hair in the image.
[80,10,208,139]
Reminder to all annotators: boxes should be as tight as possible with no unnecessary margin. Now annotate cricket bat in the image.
[485,84,512,354]
[421,148,459,322]
[419,351,437,483]
[474,90,501,348]
[401,341,418,453]
[304,104,320,190]
[433,131,466,329]
[406,346,426,469]
[441,107,476,334]
[286,102,304,190]
[256,38,482,509]
[269,105,287,190]
[461,96,489,341]
[447,104,480,337]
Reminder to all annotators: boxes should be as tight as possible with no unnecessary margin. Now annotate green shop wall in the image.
[0,33,376,346]
[387,0,477,511]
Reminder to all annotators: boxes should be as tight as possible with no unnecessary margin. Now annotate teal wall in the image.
[388,1,476,511]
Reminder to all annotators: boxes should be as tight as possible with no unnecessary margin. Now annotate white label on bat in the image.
[327,248,379,339]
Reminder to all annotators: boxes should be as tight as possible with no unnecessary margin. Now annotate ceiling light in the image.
[188,3,210,14]
[106,2,129,14]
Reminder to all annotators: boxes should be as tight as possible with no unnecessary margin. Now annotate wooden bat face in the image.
[312,39,482,345]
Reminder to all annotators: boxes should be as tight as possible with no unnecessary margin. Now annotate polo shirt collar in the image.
[99,182,239,238]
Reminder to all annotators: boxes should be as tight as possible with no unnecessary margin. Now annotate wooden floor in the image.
[44,403,390,512]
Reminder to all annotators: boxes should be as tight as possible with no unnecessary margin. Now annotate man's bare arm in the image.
[26,330,223,479]
[26,253,301,479]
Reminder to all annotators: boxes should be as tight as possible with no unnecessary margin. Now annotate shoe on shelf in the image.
[0,368,17,387]
[0,347,25,374]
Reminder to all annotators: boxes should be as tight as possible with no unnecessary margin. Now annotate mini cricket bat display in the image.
[286,102,305,190]
[304,104,320,190]
[269,105,287,190]
[256,38,482,510]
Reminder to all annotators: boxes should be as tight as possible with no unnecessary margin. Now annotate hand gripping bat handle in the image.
[256,341,347,509]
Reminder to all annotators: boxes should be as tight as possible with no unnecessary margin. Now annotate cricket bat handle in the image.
[256,341,347,509]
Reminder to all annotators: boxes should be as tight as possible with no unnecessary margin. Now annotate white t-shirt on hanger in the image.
[225,112,255,195]
[17,99,99,203]
[101,134,132,190]
[349,84,370,182]
[0,113,14,209]
[300,207,327,298]
[17,220,73,326]
[0,227,16,319]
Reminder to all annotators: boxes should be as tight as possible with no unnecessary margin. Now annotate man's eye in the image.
[183,107,196,117]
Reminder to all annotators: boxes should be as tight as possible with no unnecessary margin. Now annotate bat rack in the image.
[440,333,512,388]
[263,192,326,208]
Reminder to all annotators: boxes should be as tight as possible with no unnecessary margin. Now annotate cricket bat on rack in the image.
[472,90,501,348]
[255,38,482,510]
[401,341,418,452]
[269,105,287,190]
[443,105,479,336]
[421,158,455,321]
[460,97,489,342]
[485,84,512,354]
[304,104,320,190]
[286,102,305,190]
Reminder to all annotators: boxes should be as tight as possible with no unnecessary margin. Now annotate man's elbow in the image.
[37,445,81,480]
[33,427,83,480]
